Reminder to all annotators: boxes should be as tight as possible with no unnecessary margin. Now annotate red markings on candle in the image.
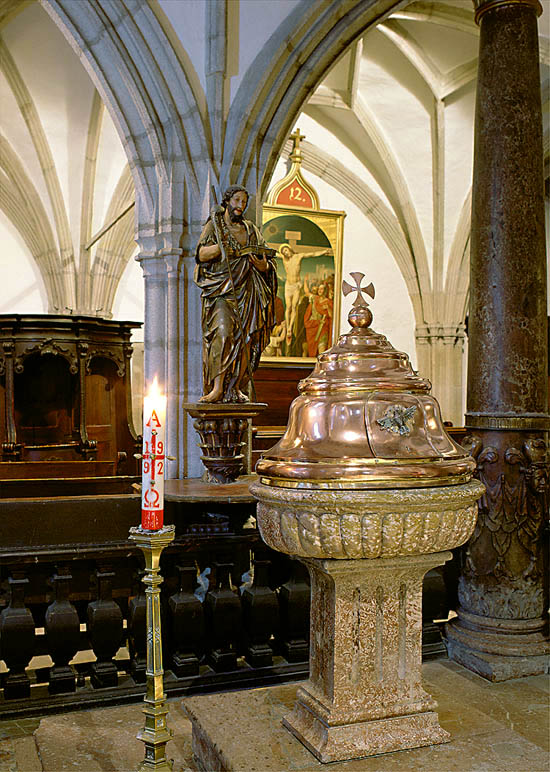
[141,378,166,531]
[146,410,162,428]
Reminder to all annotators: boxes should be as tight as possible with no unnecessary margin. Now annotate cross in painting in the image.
[284,230,301,251]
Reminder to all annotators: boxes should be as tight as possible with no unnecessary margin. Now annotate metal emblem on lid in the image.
[376,405,417,436]
[256,274,475,489]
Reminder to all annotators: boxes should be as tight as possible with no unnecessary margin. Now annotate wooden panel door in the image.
[86,358,117,462]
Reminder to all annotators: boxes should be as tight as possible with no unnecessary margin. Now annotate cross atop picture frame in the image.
[262,129,345,363]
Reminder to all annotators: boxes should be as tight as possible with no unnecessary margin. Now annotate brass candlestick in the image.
[129,525,176,771]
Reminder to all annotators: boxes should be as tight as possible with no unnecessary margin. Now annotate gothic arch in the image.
[223,0,402,198]
[0,135,63,310]
[445,189,472,324]
[90,164,135,317]
[40,0,211,241]
[0,35,75,308]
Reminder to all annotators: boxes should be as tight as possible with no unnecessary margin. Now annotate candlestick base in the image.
[130,525,176,548]
[129,524,176,771]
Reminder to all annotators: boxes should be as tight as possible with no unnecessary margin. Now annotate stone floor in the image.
[0,700,195,772]
[0,660,548,771]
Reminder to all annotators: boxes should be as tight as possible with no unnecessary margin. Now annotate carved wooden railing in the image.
[0,489,453,718]
[0,493,310,717]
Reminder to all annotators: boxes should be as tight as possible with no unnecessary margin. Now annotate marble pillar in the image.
[446,0,549,680]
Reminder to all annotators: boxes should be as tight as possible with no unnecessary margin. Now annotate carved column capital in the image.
[161,247,183,276]
[136,253,166,278]
[473,0,543,25]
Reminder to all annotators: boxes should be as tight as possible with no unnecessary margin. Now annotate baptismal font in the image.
[251,274,484,762]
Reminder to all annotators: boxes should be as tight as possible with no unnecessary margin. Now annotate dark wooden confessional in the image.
[0,314,141,497]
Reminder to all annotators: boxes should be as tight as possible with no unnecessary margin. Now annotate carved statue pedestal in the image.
[183,403,267,484]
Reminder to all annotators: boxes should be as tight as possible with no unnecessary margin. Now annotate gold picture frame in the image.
[261,203,345,363]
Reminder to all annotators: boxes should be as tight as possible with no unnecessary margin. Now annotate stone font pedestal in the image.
[252,480,483,762]
[284,553,451,763]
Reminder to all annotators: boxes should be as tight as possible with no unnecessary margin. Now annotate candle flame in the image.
[147,375,163,399]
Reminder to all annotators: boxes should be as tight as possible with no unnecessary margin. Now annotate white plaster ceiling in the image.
[0,0,138,319]
[301,0,549,323]
[0,0,548,327]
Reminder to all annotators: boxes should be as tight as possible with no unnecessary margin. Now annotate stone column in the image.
[138,242,204,480]
[163,248,183,480]
[415,324,466,426]
[137,249,167,391]
[446,0,549,680]
[180,245,205,480]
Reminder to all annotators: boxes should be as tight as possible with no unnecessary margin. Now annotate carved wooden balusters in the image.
[45,566,81,694]
[241,558,279,667]
[87,563,124,688]
[421,568,449,659]
[0,571,35,698]
[160,553,307,673]
[204,562,242,671]
[276,560,310,663]
[167,564,204,677]
[149,553,308,676]
[128,568,147,684]
[0,550,313,711]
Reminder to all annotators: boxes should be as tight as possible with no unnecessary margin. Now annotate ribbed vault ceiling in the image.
[0,0,548,324]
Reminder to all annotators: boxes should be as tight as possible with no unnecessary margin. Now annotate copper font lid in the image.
[256,274,474,489]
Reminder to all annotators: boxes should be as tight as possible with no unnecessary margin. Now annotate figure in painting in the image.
[304,279,334,356]
[263,295,286,357]
[278,243,332,345]
[263,320,287,357]
[195,186,277,402]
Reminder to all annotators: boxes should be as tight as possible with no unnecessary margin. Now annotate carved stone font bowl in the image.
[250,479,483,560]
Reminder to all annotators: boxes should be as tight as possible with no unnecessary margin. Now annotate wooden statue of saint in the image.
[195,185,277,403]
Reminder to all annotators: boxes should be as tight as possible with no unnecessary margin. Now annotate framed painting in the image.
[261,203,345,363]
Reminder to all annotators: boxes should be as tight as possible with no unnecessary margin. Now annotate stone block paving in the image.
[0,700,194,772]
[183,661,550,772]
[0,662,548,771]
